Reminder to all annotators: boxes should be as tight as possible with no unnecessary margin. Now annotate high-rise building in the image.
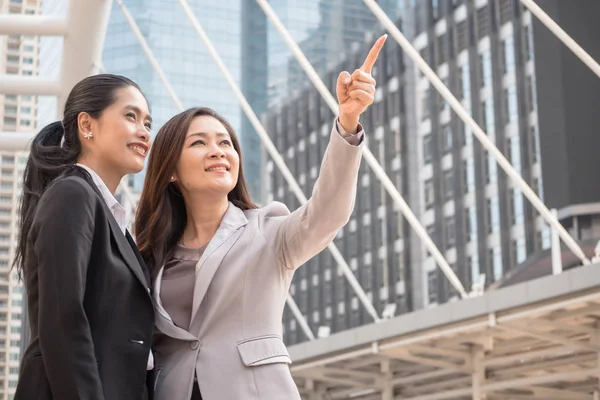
[265,0,600,345]
[102,0,267,198]
[405,0,546,310]
[0,0,41,396]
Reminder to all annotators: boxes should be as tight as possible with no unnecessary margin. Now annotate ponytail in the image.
[13,121,79,278]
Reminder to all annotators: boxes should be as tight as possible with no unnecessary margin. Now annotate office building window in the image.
[427,270,438,304]
[444,169,454,200]
[501,35,515,75]
[423,134,432,164]
[424,179,435,210]
[421,87,431,121]
[445,217,456,247]
[442,124,453,152]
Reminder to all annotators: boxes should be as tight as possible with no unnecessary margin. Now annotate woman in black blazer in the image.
[13,74,155,400]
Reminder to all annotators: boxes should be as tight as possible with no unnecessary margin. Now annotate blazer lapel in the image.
[73,167,150,293]
[126,231,151,287]
[106,208,151,292]
[188,203,248,334]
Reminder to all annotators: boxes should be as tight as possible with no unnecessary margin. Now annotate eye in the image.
[144,122,152,130]
[126,112,136,120]
[191,140,206,146]
[220,140,232,146]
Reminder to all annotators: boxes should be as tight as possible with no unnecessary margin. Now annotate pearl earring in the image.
[83,131,93,139]
[170,176,175,182]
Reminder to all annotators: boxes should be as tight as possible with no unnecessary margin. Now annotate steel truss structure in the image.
[288,263,600,399]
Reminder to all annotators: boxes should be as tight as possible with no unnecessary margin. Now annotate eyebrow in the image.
[187,132,230,139]
[125,105,153,123]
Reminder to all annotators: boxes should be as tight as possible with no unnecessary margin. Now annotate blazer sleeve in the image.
[32,178,105,400]
[263,119,364,270]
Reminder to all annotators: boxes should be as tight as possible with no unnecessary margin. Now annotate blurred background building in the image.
[0,0,40,396]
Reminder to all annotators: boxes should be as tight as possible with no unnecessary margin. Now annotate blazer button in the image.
[191,340,200,350]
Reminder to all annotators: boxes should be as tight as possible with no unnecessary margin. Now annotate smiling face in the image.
[172,115,240,197]
[83,85,152,176]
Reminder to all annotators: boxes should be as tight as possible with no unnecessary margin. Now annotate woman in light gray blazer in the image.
[135,34,387,400]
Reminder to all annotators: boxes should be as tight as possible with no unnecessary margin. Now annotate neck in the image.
[181,193,229,247]
[76,156,122,194]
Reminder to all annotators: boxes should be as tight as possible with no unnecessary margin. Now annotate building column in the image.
[471,345,486,400]
[306,379,324,400]
[381,360,393,400]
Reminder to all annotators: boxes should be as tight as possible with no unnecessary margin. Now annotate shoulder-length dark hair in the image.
[13,74,144,278]
[135,107,257,276]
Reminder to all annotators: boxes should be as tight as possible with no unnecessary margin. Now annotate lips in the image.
[128,142,148,157]
[205,163,230,172]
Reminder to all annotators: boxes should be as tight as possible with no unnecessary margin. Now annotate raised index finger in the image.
[360,34,387,74]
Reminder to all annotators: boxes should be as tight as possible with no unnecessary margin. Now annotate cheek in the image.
[102,122,129,151]
[230,155,241,180]
[177,152,205,182]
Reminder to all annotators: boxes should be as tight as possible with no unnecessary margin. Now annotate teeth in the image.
[206,166,227,172]
[129,145,146,156]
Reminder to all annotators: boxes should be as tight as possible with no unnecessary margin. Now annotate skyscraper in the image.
[405,0,545,309]
[0,0,41,396]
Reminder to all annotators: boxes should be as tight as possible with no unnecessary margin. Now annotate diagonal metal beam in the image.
[0,76,60,96]
[362,0,590,266]
[484,368,597,392]
[520,0,600,79]
[526,385,590,399]
[0,15,68,36]
[58,0,112,117]
[113,0,183,111]
[409,344,470,364]
[308,366,382,383]
[496,323,598,352]
[294,368,378,389]
[0,132,35,151]
[382,348,471,373]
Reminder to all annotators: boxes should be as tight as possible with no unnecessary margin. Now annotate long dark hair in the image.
[135,107,257,276]
[13,74,144,278]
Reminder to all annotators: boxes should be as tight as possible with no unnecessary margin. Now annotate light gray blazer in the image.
[152,123,364,400]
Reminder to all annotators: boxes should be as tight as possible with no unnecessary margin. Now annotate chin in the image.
[203,184,235,196]
[125,161,145,175]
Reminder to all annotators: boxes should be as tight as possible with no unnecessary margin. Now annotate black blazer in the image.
[15,167,155,400]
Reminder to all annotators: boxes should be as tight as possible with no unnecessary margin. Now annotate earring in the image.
[83,131,93,139]
[170,176,175,182]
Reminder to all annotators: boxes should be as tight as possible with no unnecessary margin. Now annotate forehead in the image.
[112,86,149,114]
[186,115,229,137]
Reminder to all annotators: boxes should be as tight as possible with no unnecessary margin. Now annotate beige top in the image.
[161,244,207,330]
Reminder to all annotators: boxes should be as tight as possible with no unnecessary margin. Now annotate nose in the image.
[208,144,225,158]
[136,128,150,143]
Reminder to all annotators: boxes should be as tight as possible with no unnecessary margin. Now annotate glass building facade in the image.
[267,0,403,107]
[103,0,266,197]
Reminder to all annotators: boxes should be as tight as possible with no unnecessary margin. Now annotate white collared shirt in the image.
[76,164,127,234]
[76,163,154,370]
